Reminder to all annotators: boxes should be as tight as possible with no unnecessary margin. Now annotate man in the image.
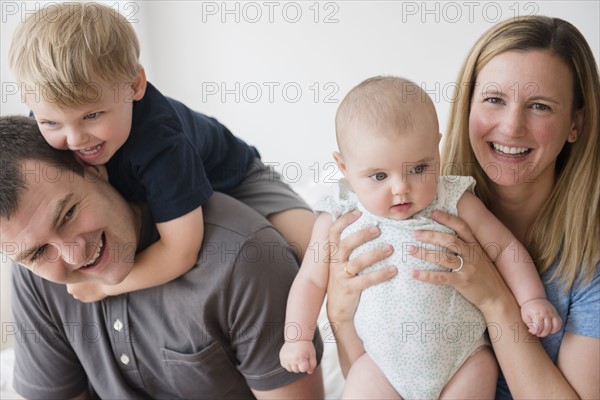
[0,115,324,399]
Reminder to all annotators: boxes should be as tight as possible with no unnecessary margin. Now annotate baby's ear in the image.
[131,66,147,101]
[333,151,347,175]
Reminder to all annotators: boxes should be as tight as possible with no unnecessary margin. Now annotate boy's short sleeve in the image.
[107,115,212,223]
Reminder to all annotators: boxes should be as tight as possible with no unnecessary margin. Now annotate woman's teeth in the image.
[492,143,530,155]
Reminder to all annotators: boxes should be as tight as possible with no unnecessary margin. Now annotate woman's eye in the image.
[370,173,387,181]
[484,97,502,104]
[531,103,550,111]
[42,121,57,126]
[410,164,427,174]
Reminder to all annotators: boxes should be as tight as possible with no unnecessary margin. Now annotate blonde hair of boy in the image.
[335,76,437,155]
[441,16,600,290]
[8,2,141,107]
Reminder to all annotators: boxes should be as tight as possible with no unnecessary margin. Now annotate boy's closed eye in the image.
[84,112,102,120]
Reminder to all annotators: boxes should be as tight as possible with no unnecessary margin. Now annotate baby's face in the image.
[339,120,440,220]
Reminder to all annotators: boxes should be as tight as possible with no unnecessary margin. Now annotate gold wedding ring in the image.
[344,265,358,277]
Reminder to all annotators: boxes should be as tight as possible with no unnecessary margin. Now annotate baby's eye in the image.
[409,164,427,174]
[370,172,387,181]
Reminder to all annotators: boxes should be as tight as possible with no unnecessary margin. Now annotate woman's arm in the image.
[325,210,396,376]
[411,210,595,398]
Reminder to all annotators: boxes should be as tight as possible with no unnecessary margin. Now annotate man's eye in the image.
[410,165,427,174]
[31,245,47,262]
[64,205,77,222]
[370,173,387,181]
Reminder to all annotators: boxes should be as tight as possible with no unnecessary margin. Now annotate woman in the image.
[326,16,599,399]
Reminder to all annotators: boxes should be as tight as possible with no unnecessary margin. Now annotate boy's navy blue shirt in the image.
[106,82,259,223]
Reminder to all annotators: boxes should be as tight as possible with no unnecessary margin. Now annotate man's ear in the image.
[83,164,109,183]
[333,151,347,176]
[131,66,147,101]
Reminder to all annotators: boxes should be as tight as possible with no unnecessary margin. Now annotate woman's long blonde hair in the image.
[442,16,600,290]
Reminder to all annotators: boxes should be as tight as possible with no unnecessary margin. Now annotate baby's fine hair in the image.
[8,2,140,107]
[335,76,437,152]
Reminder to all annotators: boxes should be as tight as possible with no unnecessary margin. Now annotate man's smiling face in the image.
[1,159,139,285]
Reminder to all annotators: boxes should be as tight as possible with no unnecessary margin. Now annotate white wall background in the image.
[1,0,599,350]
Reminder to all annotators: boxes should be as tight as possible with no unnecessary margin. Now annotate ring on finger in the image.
[453,255,464,272]
[344,265,358,277]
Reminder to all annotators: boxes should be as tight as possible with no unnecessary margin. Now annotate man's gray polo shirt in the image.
[11,193,323,398]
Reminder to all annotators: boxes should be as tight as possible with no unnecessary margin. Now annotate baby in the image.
[280,76,561,398]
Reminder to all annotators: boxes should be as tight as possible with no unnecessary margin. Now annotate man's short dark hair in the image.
[0,115,84,219]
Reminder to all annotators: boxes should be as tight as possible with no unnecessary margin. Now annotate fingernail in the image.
[406,245,416,253]
[413,231,423,238]
[412,270,420,279]
[352,209,362,216]
[369,226,380,234]
[382,244,393,253]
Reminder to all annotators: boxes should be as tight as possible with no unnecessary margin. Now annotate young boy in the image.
[280,76,562,398]
[8,2,315,302]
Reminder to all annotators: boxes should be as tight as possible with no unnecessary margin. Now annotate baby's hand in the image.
[66,281,109,303]
[279,341,317,374]
[520,298,562,337]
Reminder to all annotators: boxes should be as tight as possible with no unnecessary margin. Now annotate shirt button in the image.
[113,319,124,332]
[120,354,130,365]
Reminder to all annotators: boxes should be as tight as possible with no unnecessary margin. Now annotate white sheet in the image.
[1,347,19,399]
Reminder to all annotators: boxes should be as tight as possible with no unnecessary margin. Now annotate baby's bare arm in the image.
[284,213,333,340]
[457,192,545,305]
[280,213,334,373]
